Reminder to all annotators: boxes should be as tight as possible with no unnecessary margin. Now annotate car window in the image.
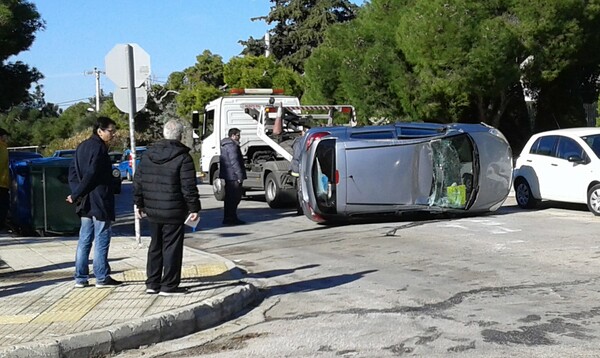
[312,139,337,214]
[582,134,600,159]
[109,153,123,164]
[350,131,394,140]
[556,137,585,161]
[396,127,441,138]
[530,136,557,156]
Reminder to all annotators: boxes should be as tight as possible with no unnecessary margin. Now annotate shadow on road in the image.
[261,269,378,298]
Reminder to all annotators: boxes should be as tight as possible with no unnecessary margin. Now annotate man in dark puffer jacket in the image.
[219,127,247,225]
[133,120,201,296]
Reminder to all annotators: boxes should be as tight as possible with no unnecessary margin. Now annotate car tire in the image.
[265,173,288,208]
[587,183,600,216]
[514,178,539,209]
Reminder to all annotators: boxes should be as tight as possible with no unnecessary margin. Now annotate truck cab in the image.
[199,88,300,188]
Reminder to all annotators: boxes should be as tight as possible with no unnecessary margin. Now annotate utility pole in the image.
[265,32,270,57]
[85,67,105,111]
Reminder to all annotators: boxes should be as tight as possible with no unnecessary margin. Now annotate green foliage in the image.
[176,83,223,119]
[10,0,600,156]
[304,0,409,124]
[224,55,303,97]
[395,0,527,126]
[0,0,45,111]
[183,50,225,89]
[98,98,128,130]
[305,0,600,151]
[266,0,359,72]
[510,0,600,130]
[175,54,303,121]
[239,36,267,57]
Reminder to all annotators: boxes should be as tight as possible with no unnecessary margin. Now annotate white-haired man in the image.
[133,120,201,296]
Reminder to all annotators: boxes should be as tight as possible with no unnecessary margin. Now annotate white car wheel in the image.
[587,184,600,216]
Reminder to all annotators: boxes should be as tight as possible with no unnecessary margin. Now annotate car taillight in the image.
[305,132,330,150]
[128,154,132,167]
[335,170,339,184]
[308,204,326,223]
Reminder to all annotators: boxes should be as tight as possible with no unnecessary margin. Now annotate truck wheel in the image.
[265,173,286,208]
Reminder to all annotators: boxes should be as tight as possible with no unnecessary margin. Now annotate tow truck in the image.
[244,101,357,208]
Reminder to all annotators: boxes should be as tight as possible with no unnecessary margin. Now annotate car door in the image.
[546,136,589,203]
[527,135,559,200]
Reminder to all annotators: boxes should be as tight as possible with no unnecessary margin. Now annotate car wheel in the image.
[265,173,287,208]
[514,178,539,209]
[587,184,600,216]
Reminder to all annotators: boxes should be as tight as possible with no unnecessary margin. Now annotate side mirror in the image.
[567,155,586,164]
[192,111,200,129]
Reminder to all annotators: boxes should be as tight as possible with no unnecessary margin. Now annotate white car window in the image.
[531,136,557,156]
[556,137,585,161]
[582,135,600,159]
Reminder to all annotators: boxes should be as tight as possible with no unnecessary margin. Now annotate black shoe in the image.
[96,277,123,288]
[158,287,189,296]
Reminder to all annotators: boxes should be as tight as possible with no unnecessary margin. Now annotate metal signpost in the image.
[105,43,150,244]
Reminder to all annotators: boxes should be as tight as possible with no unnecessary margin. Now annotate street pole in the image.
[125,45,141,244]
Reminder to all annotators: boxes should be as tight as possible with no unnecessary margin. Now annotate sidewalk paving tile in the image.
[0,234,258,357]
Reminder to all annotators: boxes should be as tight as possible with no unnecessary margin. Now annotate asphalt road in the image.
[115,181,600,357]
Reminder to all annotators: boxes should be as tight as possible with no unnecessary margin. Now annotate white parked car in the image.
[513,127,600,215]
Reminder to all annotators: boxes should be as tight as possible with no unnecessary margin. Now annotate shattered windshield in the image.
[428,134,475,209]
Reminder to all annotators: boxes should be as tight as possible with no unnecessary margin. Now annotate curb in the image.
[0,283,259,358]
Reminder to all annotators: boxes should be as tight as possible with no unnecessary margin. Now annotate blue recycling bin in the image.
[9,157,80,236]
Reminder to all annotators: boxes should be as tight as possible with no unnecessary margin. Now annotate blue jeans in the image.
[74,217,112,283]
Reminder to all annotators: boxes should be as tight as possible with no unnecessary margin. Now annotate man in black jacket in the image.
[219,128,247,225]
[133,120,201,296]
[67,117,122,288]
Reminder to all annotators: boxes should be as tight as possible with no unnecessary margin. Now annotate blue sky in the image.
[13,0,360,109]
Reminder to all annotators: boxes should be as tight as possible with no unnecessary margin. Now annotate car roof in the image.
[313,122,490,139]
[532,127,600,137]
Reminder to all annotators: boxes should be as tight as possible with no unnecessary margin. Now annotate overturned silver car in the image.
[298,122,513,223]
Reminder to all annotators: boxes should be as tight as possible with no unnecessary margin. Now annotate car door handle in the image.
[551,163,558,166]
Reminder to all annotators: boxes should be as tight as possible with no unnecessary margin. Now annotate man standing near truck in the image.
[220,128,247,226]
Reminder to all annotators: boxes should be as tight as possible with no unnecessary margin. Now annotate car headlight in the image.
[112,168,120,178]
